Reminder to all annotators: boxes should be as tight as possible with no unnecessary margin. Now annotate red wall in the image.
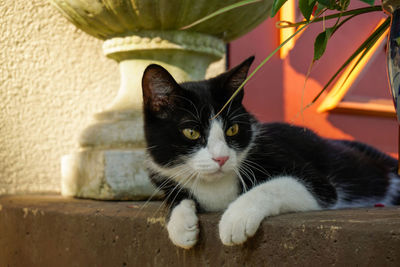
[229,10,398,157]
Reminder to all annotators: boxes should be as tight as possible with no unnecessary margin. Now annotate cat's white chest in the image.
[191,173,239,212]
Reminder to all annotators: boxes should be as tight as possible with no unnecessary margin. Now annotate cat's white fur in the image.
[167,199,199,249]
[147,119,245,212]
[219,176,321,246]
[332,173,400,209]
[187,119,240,178]
[148,119,321,248]
[185,119,241,211]
[190,172,239,212]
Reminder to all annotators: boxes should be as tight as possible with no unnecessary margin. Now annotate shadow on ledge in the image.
[1,195,400,266]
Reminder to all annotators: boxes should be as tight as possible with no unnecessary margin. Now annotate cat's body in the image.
[142,57,400,248]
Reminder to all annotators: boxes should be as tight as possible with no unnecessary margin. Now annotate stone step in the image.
[1,195,400,266]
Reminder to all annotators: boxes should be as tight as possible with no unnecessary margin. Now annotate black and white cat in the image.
[141,57,400,249]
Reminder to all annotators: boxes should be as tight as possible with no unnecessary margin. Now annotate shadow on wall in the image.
[288,5,397,155]
[230,19,285,123]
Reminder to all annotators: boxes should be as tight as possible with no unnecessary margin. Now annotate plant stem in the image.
[277,5,382,28]
[212,21,312,119]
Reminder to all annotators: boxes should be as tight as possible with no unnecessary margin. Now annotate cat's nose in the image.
[213,156,229,167]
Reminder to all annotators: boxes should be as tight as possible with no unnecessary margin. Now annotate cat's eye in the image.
[226,124,239,136]
[182,128,201,140]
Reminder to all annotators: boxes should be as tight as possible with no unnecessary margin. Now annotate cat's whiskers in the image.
[133,177,172,218]
[241,159,271,178]
[160,171,198,215]
[237,165,256,189]
[135,158,181,216]
[174,95,201,120]
[135,162,191,216]
[233,168,248,193]
[188,172,202,200]
[151,168,196,217]
[227,106,243,118]
[225,101,234,118]
[179,119,199,125]
[176,107,200,122]
[163,164,193,184]
[232,120,253,126]
[229,113,249,121]
[146,145,159,151]
[239,164,257,185]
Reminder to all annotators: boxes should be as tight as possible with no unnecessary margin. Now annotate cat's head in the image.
[142,57,256,184]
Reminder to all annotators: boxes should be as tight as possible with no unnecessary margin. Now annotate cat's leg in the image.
[219,176,320,246]
[167,199,199,249]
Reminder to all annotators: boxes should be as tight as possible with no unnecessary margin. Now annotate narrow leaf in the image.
[317,0,332,6]
[315,3,327,14]
[299,0,317,20]
[271,0,289,17]
[318,0,331,6]
[359,0,375,5]
[339,0,350,10]
[181,0,261,30]
[339,29,382,90]
[311,17,390,103]
[317,0,337,9]
[213,21,313,119]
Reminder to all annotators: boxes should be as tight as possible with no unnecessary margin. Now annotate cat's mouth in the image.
[197,168,229,181]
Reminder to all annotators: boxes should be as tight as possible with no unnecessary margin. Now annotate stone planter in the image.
[49,0,273,199]
[383,0,400,172]
[384,0,400,122]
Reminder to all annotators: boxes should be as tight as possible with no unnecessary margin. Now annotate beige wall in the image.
[0,0,119,194]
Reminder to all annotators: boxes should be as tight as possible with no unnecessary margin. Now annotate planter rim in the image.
[48,0,273,42]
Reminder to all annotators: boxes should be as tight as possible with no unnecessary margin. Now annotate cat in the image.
[141,56,400,249]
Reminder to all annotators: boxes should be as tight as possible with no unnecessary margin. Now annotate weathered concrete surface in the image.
[1,195,400,267]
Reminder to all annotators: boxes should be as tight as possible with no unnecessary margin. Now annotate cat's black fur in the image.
[141,57,400,247]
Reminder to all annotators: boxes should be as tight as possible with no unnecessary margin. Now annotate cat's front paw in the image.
[219,197,264,246]
[167,199,199,249]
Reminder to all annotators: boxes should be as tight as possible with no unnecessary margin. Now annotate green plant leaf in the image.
[278,5,381,28]
[271,0,289,17]
[339,0,350,10]
[317,0,338,9]
[317,0,331,6]
[299,0,317,20]
[314,14,360,61]
[313,27,333,60]
[340,41,374,90]
[181,0,261,30]
[359,0,375,5]
[311,17,390,103]
[315,3,327,14]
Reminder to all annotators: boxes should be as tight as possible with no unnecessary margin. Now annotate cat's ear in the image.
[222,56,254,102]
[142,64,180,118]
[226,56,254,89]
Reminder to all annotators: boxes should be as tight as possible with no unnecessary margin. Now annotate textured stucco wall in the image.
[0,0,119,194]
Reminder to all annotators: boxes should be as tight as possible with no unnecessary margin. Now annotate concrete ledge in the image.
[1,195,400,266]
